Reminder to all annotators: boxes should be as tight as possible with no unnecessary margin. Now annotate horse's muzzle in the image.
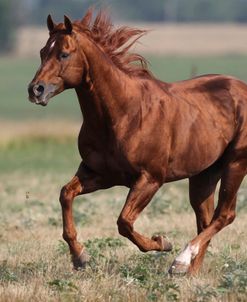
[28,82,57,106]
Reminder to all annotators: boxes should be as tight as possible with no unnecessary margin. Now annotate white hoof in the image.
[169,243,199,275]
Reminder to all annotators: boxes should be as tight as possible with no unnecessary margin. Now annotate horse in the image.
[28,9,247,275]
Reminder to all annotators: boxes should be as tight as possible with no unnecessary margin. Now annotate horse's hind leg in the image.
[170,159,247,275]
[59,162,111,269]
[188,166,221,274]
[117,171,172,252]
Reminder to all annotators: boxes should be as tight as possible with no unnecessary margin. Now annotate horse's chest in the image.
[79,143,130,176]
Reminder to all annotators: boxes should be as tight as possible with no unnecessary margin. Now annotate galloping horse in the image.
[28,10,247,275]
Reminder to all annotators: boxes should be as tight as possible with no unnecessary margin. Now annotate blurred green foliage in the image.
[0,0,17,52]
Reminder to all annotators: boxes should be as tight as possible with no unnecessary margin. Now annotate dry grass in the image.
[0,120,80,146]
[1,123,247,301]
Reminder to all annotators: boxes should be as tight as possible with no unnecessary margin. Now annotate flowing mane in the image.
[67,9,153,78]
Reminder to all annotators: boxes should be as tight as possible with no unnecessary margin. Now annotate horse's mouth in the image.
[28,95,49,106]
[36,100,48,106]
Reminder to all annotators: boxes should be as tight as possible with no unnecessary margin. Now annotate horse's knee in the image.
[60,177,83,206]
[59,185,76,207]
[117,216,133,237]
[59,185,73,207]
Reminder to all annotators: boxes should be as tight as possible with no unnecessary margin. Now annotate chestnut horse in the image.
[28,10,247,275]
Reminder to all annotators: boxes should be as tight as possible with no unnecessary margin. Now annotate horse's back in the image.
[168,74,247,137]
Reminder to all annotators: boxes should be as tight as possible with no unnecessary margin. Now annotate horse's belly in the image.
[166,136,228,181]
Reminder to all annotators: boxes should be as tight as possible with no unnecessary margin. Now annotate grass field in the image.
[1,55,247,301]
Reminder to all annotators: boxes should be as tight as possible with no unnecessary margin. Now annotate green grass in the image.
[0,137,79,174]
[148,55,247,82]
[1,55,247,120]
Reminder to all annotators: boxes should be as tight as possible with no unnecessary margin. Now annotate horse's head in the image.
[28,15,86,106]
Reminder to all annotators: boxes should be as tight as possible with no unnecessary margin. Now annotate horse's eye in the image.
[59,52,70,60]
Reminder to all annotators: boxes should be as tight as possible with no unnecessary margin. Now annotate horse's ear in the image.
[47,14,55,32]
[64,15,73,34]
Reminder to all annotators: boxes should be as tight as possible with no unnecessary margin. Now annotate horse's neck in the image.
[75,36,140,128]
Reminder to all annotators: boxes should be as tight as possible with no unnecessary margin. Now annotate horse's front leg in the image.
[117,171,172,252]
[59,162,110,269]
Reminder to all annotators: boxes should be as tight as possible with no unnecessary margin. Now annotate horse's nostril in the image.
[33,84,45,97]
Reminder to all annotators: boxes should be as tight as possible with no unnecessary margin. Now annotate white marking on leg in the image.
[175,243,200,265]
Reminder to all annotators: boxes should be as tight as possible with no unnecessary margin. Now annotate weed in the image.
[20,260,48,277]
[85,237,125,251]
[56,240,69,255]
[192,284,218,302]
[0,260,18,283]
[217,256,247,295]
[84,237,125,273]
[48,217,60,227]
[48,279,78,292]
[73,210,90,227]
[119,253,180,301]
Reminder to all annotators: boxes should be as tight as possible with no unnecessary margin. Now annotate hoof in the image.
[152,235,172,252]
[168,260,190,276]
[72,250,90,270]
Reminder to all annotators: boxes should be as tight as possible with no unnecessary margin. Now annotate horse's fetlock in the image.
[63,230,76,242]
